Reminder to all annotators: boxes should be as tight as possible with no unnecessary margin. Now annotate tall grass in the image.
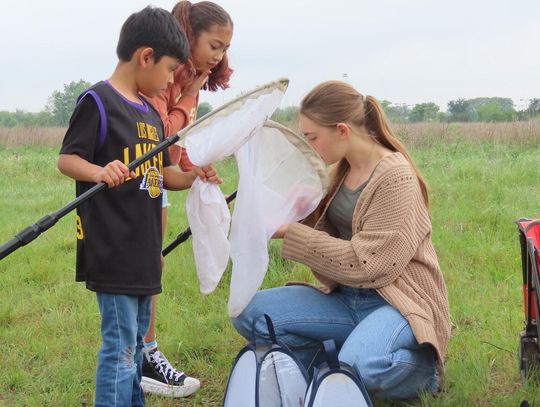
[0,127,66,147]
[2,120,540,149]
[393,121,540,147]
[0,124,539,406]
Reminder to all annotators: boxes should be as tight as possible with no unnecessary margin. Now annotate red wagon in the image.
[517,218,540,379]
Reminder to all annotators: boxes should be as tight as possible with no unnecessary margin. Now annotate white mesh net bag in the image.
[176,78,329,316]
[228,120,329,316]
[180,79,288,295]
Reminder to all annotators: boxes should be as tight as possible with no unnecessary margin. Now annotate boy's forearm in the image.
[163,166,196,191]
[58,154,101,183]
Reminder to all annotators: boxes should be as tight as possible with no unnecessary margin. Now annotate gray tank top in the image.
[327,181,367,240]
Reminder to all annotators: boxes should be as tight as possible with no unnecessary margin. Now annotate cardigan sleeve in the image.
[281,166,431,288]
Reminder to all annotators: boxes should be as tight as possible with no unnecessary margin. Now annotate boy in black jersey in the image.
[57,6,221,406]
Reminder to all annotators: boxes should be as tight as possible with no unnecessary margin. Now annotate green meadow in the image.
[0,123,539,406]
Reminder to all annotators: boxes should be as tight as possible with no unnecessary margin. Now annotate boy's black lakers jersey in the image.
[60,81,170,295]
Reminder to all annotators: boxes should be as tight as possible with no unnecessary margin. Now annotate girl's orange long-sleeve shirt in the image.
[148,72,199,171]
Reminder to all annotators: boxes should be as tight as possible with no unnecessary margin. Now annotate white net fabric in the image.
[183,80,288,295]
[228,122,328,316]
[183,88,286,166]
[180,79,328,316]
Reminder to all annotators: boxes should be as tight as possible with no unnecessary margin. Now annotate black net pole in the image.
[0,134,179,261]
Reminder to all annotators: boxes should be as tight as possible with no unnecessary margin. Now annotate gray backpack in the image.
[223,314,309,407]
[304,339,373,407]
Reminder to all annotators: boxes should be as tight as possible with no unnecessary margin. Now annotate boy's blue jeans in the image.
[232,285,439,400]
[94,293,152,407]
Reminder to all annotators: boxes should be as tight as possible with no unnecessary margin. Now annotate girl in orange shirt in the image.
[143,0,233,398]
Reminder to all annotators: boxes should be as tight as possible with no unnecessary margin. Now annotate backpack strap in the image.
[322,339,340,369]
[77,90,107,154]
[249,314,279,345]
[264,314,278,344]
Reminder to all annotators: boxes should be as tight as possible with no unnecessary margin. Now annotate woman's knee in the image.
[340,342,437,399]
[231,308,255,340]
[231,294,269,340]
[337,306,436,398]
[338,340,375,378]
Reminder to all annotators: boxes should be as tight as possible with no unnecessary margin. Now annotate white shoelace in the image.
[151,351,186,382]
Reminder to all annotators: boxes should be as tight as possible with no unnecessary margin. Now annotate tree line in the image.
[0,79,214,128]
[272,97,540,126]
[1,79,539,128]
[383,97,540,123]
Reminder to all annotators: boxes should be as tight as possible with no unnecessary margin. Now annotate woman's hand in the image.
[272,224,289,239]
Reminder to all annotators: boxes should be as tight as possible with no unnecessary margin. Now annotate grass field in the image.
[0,123,539,406]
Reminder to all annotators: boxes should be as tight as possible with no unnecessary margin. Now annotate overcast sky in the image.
[1,0,539,113]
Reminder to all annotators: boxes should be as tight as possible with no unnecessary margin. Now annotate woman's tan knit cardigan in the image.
[281,152,450,363]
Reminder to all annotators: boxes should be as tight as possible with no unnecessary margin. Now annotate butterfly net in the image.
[176,78,329,316]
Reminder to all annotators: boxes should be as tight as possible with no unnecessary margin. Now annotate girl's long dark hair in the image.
[172,1,233,91]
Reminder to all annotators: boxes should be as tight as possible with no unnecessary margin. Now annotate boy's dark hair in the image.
[116,6,189,64]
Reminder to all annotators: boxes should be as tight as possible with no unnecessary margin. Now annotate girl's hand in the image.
[183,70,211,97]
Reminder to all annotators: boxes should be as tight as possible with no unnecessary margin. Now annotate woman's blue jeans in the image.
[94,293,152,407]
[232,285,439,400]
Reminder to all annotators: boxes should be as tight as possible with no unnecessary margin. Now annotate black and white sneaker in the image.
[141,348,201,398]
